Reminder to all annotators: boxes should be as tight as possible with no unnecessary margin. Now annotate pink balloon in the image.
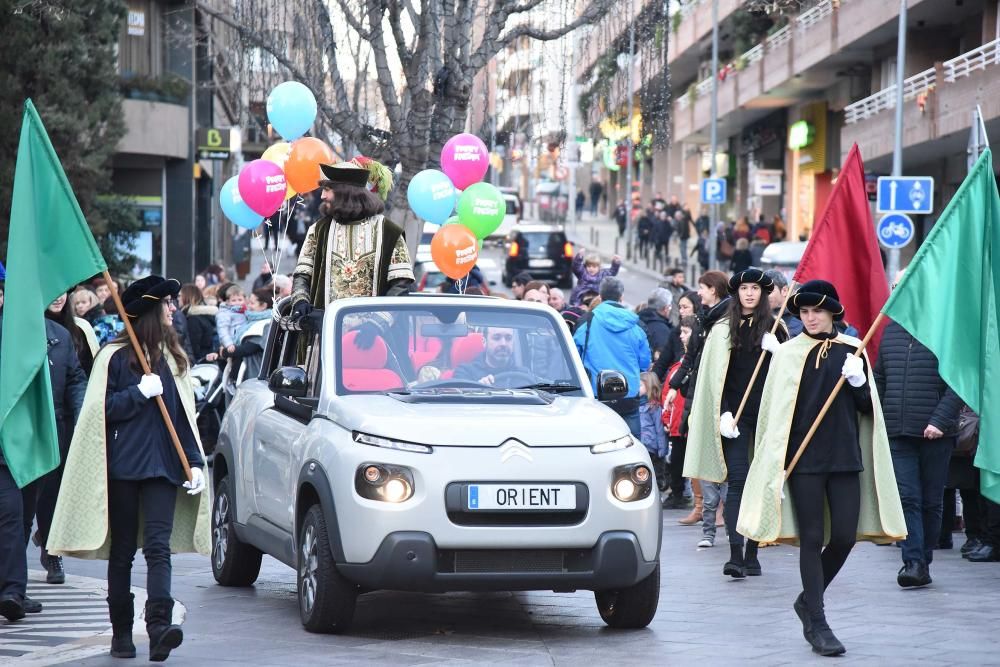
[238,159,287,217]
[440,133,489,190]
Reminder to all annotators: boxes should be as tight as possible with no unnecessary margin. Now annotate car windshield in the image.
[334,304,582,396]
[517,232,562,257]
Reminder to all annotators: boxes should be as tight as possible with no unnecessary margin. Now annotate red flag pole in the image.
[733,281,797,424]
[783,312,887,479]
[103,271,193,482]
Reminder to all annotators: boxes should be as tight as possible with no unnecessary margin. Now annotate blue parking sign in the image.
[876,177,934,214]
[877,213,915,249]
[701,178,726,205]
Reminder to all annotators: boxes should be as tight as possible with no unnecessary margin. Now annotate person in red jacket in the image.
[663,316,696,518]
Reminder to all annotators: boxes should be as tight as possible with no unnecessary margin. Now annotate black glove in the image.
[353,322,381,350]
[291,300,312,320]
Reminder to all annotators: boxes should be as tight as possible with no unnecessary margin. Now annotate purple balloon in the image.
[440,133,489,190]
[238,159,286,217]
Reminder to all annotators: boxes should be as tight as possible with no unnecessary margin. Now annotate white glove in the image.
[137,374,163,399]
[841,355,866,388]
[183,467,206,496]
[719,411,740,439]
[761,332,781,355]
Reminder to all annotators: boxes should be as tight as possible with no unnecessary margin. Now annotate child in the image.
[222,289,274,385]
[215,284,248,353]
[639,372,669,496]
[569,251,620,306]
[663,317,699,520]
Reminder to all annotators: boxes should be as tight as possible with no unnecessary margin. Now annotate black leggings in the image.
[107,478,177,603]
[787,472,860,618]
[668,437,687,500]
[722,431,752,546]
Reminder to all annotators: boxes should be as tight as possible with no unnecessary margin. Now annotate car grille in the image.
[438,549,591,574]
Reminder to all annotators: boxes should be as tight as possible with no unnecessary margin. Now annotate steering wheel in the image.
[488,370,537,389]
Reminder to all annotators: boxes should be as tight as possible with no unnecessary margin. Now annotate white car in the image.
[211,296,661,633]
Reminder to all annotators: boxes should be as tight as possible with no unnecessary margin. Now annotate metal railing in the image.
[943,38,1000,82]
[742,43,764,65]
[766,25,791,49]
[796,0,835,32]
[843,67,936,124]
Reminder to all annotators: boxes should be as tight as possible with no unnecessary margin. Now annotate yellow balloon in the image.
[261,142,297,200]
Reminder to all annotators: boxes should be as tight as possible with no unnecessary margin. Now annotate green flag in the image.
[882,148,1000,504]
[0,100,107,488]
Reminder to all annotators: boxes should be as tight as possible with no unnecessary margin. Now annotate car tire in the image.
[594,563,660,629]
[211,476,263,587]
[298,505,358,634]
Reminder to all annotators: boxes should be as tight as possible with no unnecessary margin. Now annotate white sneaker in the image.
[697,537,714,548]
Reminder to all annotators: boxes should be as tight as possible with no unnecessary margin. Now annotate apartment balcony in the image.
[500,49,535,89]
[118,98,189,160]
[842,39,1000,163]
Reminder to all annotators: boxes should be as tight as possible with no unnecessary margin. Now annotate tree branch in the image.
[365,0,405,133]
[333,0,374,41]
[387,0,413,69]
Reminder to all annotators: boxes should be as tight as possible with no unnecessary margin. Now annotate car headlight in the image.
[611,463,652,502]
[590,435,634,454]
[353,431,433,454]
[355,464,415,503]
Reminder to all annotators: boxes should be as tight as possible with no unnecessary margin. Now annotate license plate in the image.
[529,258,554,268]
[468,484,576,511]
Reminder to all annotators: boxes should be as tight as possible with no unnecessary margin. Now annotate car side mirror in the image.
[596,370,628,401]
[268,366,308,398]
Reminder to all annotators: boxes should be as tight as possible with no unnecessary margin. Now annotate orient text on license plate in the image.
[468,484,576,510]
[529,259,555,268]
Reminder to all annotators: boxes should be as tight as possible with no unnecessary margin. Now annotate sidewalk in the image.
[567,213,700,287]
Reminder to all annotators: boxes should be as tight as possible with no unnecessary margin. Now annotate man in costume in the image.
[290,157,414,319]
[683,269,785,578]
[737,280,905,657]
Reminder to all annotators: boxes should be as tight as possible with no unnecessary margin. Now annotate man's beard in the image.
[319,201,333,218]
[487,348,511,367]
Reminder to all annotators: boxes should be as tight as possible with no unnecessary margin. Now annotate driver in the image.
[453,327,533,387]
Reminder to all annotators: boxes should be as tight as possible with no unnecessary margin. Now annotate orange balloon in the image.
[285,137,336,193]
[430,224,478,280]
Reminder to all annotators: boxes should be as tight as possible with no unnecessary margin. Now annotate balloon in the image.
[220,176,262,230]
[238,159,287,217]
[430,224,478,280]
[266,81,318,140]
[285,137,335,193]
[456,182,506,239]
[443,215,460,226]
[440,133,489,190]
[407,169,456,224]
[261,142,296,200]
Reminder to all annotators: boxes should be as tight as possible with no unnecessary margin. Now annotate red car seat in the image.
[440,332,485,379]
[341,330,404,392]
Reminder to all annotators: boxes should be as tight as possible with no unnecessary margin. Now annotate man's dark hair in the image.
[764,268,788,290]
[512,271,533,286]
[326,182,385,223]
[579,289,599,307]
[669,268,685,277]
[679,315,697,330]
[599,276,625,303]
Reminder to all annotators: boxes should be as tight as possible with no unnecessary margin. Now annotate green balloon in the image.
[456,182,505,239]
[443,215,460,226]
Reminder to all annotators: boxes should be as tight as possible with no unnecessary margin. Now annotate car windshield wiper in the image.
[516,382,582,394]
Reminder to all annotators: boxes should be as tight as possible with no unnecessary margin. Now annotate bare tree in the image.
[196,0,612,251]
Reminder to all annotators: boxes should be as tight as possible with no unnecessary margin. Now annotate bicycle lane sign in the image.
[877,213,915,249]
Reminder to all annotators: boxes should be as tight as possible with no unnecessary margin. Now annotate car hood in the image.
[331,394,630,447]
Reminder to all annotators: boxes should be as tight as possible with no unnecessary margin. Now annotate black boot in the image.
[744,540,762,576]
[107,594,136,658]
[723,543,746,578]
[45,553,65,584]
[793,593,811,642]
[897,560,931,588]
[145,598,183,662]
[808,613,846,656]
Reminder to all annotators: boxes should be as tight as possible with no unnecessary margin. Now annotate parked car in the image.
[503,223,574,288]
[413,258,448,293]
[211,296,661,633]
[486,193,521,242]
[759,241,807,283]
[417,222,440,257]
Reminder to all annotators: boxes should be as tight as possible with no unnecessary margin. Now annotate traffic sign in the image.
[701,178,726,204]
[877,213,915,249]
[876,176,934,214]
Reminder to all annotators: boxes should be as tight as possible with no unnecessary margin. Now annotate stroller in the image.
[191,362,225,456]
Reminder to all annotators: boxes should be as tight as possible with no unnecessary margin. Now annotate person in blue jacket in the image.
[574,276,652,438]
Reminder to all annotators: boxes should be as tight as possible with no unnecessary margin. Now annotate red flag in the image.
[793,143,889,355]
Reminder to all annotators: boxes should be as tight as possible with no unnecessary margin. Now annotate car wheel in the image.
[211,476,263,587]
[298,505,358,634]
[594,563,660,629]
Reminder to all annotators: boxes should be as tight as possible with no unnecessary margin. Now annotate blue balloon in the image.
[220,176,262,230]
[267,82,318,141]
[406,169,457,224]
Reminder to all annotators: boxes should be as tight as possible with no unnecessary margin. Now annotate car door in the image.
[252,326,320,531]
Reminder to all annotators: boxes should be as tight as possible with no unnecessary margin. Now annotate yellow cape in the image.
[736,332,906,544]
[47,343,212,559]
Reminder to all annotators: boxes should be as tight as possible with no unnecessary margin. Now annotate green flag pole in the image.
[784,312,887,479]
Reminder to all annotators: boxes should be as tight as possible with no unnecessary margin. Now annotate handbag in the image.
[955,405,980,457]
